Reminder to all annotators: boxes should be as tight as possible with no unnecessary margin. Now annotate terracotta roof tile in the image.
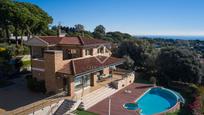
[38,36,62,45]
[58,37,81,45]
[81,38,109,45]
[37,36,109,46]
[57,56,124,75]
[57,62,73,75]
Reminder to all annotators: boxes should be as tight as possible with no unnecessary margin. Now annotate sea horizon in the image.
[135,35,204,40]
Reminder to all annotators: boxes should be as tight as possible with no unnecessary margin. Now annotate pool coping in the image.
[123,86,181,115]
[122,86,152,110]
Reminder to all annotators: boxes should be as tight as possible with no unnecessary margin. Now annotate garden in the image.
[0,43,30,87]
[114,40,204,115]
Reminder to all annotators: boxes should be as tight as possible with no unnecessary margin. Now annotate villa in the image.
[24,35,184,115]
[26,35,135,97]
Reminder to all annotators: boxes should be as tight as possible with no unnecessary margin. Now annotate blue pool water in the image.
[123,103,138,110]
[124,87,183,115]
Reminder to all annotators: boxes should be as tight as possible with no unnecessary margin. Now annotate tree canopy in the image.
[116,40,156,68]
[93,25,106,39]
[0,0,53,45]
[156,47,202,84]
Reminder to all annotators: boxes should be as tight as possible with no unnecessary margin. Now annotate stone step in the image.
[84,89,117,109]
[54,100,76,115]
[82,87,107,99]
[81,87,117,110]
[82,87,113,103]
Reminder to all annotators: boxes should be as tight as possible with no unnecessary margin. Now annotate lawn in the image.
[74,109,98,115]
[166,110,179,115]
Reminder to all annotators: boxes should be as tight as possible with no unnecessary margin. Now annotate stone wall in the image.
[44,50,64,93]
[157,102,181,115]
[32,59,45,80]
[111,72,135,89]
[32,70,45,80]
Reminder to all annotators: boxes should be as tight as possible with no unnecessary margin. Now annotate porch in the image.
[57,67,134,100]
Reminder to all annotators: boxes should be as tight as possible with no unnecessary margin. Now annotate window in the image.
[97,47,104,54]
[32,47,44,58]
[67,49,76,54]
[63,49,79,60]
[74,75,91,91]
[97,48,100,53]
[71,49,76,54]
[85,49,92,55]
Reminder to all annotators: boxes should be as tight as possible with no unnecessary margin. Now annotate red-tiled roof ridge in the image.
[58,37,81,45]
[38,36,63,45]
[78,36,85,45]
[37,36,110,46]
[33,36,50,45]
[71,60,76,75]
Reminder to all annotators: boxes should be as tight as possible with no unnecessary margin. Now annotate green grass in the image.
[166,110,179,115]
[0,43,16,48]
[74,109,98,115]
[22,60,31,67]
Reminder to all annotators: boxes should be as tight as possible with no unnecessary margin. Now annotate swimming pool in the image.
[123,87,184,115]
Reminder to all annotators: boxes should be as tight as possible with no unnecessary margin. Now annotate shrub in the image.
[198,86,204,114]
[189,96,202,115]
[23,46,30,55]
[0,48,12,60]
[77,107,85,111]
[26,75,46,93]
[22,60,31,67]
[170,81,203,115]
[0,47,6,52]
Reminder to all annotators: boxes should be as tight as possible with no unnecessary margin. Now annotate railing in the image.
[7,92,66,115]
[46,97,64,115]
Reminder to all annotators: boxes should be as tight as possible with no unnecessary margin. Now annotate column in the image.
[67,77,75,97]
[90,73,97,86]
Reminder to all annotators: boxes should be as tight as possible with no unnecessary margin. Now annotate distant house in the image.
[26,36,130,96]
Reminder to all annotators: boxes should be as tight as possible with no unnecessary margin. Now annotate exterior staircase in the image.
[80,86,117,110]
[54,99,80,115]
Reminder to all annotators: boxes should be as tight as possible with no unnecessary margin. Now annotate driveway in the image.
[0,76,47,111]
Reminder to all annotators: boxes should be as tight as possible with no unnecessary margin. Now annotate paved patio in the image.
[0,77,47,112]
[88,83,153,115]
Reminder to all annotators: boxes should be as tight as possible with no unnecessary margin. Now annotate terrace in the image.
[88,83,153,115]
[72,68,134,99]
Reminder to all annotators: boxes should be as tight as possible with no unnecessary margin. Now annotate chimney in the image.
[44,50,63,93]
[57,23,61,37]
[57,23,66,37]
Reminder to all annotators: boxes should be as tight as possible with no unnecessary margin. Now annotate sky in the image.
[18,0,204,36]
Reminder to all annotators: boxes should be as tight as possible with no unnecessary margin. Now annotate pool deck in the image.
[88,83,153,115]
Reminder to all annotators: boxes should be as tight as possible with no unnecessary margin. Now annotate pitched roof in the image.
[57,56,125,76]
[37,36,63,45]
[36,36,109,46]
